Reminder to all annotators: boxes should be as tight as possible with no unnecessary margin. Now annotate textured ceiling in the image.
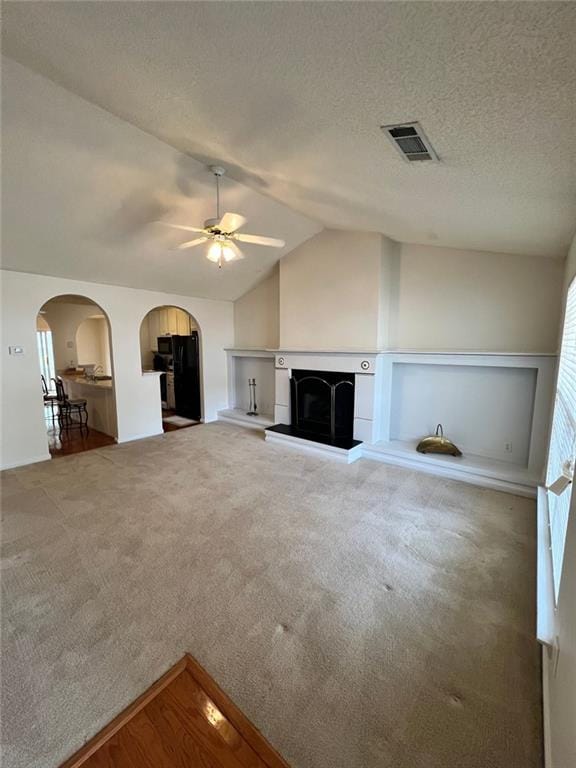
[1,57,320,301]
[2,1,576,259]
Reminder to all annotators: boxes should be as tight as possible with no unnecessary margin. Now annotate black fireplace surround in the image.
[267,369,361,450]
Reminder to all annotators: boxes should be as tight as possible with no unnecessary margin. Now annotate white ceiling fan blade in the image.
[158,221,206,234]
[234,233,286,248]
[217,212,247,233]
[174,236,208,250]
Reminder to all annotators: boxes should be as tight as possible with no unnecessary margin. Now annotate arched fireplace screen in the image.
[290,369,355,442]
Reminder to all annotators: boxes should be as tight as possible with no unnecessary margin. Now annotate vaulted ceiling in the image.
[2,1,576,289]
[1,57,320,301]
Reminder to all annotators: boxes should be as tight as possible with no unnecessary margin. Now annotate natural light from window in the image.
[546,277,576,601]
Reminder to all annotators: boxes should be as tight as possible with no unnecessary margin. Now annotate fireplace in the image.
[265,354,374,458]
[267,370,360,447]
[290,368,356,443]
[266,369,360,448]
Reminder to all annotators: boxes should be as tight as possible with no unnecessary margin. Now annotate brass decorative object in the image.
[416,424,462,457]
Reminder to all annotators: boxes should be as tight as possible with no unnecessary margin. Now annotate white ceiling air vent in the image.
[381,122,439,162]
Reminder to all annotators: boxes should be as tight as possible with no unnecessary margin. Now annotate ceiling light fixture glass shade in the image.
[206,241,239,266]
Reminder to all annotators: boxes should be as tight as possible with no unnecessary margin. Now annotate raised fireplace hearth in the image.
[266,368,361,451]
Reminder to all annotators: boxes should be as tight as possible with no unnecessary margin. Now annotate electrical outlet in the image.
[505,442,513,453]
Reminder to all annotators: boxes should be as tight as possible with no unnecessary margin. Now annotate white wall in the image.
[545,230,576,768]
[100,315,111,377]
[75,317,110,374]
[140,317,152,370]
[0,270,233,470]
[378,237,402,348]
[393,244,564,352]
[234,265,280,349]
[279,229,384,350]
[245,231,563,354]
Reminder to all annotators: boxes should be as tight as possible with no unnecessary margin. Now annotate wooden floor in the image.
[46,411,115,458]
[60,655,289,768]
[162,408,201,432]
[45,406,196,455]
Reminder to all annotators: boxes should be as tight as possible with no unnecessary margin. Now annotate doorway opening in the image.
[37,314,56,385]
[37,294,118,458]
[139,306,202,432]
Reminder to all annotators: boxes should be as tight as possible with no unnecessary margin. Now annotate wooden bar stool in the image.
[55,378,89,437]
[41,375,59,422]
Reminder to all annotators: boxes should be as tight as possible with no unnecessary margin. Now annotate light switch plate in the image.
[9,346,24,355]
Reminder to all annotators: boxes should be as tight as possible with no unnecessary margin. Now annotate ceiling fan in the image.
[159,166,285,268]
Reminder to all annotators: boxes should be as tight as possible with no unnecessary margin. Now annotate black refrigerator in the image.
[172,333,201,421]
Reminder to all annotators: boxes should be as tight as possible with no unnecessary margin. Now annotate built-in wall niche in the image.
[219,350,276,428]
[233,356,275,416]
[389,362,537,466]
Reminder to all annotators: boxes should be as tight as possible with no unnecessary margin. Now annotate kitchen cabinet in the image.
[176,310,191,335]
[148,311,161,348]
[167,307,177,334]
[147,308,193,351]
[159,308,170,335]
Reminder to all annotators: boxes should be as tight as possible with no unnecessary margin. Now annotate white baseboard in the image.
[116,430,163,444]
[218,409,274,430]
[1,452,51,471]
[362,446,537,497]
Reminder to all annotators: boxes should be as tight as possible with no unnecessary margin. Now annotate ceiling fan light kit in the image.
[207,241,241,264]
[161,166,286,268]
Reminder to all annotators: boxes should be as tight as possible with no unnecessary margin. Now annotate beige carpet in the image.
[1,422,541,768]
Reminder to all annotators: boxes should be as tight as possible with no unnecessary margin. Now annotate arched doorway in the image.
[139,306,202,431]
[37,294,118,457]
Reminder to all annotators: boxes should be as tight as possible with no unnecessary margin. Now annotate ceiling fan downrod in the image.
[210,165,226,225]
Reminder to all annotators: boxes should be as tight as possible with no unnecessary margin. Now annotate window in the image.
[546,276,576,601]
[36,330,56,390]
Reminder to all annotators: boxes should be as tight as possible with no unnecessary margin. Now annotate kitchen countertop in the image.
[60,373,114,390]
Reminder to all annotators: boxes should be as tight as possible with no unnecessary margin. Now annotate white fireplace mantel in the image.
[272,349,382,445]
[220,347,557,496]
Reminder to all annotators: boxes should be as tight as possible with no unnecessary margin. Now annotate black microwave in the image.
[157,336,173,355]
